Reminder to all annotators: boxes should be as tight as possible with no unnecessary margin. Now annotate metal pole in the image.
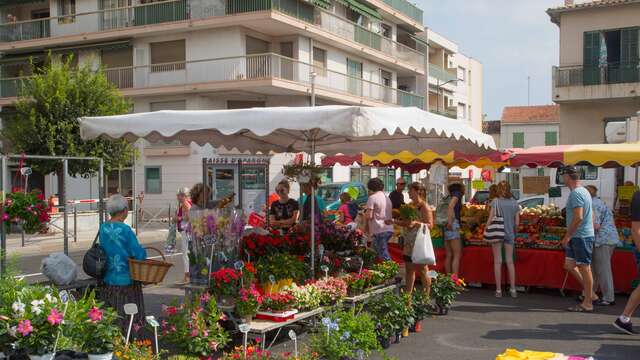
[310,140,316,278]
[99,159,104,225]
[133,154,138,235]
[63,159,69,255]
[0,156,5,275]
[73,206,77,243]
[310,71,317,107]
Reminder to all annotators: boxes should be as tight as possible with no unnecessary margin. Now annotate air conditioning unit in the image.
[605,120,627,144]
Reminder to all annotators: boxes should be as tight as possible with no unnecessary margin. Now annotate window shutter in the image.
[545,131,557,146]
[621,27,639,83]
[583,31,600,85]
[513,132,524,148]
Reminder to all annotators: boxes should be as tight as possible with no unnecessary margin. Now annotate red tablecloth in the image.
[389,244,638,293]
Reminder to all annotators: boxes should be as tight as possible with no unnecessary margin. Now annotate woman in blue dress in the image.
[99,194,147,330]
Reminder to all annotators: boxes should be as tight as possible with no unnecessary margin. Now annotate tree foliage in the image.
[1,55,135,177]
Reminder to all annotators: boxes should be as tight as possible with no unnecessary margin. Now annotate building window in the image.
[584,27,639,86]
[150,39,185,72]
[513,132,524,148]
[380,69,392,87]
[545,131,557,146]
[458,102,466,119]
[58,0,76,24]
[145,166,162,194]
[150,100,186,111]
[313,47,327,76]
[350,167,371,184]
[458,66,466,82]
[381,23,392,38]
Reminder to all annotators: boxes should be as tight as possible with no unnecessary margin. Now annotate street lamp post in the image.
[436,78,458,114]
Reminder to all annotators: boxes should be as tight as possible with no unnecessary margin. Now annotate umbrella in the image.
[508,143,640,168]
[80,105,496,275]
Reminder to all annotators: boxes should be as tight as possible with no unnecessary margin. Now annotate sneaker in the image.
[510,288,518,298]
[613,318,637,335]
[495,290,502,298]
[595,299,616,306]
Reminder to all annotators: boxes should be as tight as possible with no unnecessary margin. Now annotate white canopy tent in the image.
[80,105,496,275]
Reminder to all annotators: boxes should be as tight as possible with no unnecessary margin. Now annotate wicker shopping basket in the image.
[129,247,173,285]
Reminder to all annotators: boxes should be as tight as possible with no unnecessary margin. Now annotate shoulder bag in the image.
[483,201,505,244]
[82,232,107,279]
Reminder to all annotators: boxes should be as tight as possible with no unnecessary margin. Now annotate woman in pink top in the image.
[338,192,355,224]
[365,178,394,261]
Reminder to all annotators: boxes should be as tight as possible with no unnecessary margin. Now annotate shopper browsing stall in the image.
[613,190,640,334]
[176,187,192,285]
[586,185,618,307]
[99,194,147,331]
[269,179,299,232]
[561,166,596,313]
[365,178,394,261]
[444,183,464,275]
[486,181,519,298]
[300,180,325,223]
[397,182,434,295]
[389,178,406,210]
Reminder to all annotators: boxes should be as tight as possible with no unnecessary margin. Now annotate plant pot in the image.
[402,327,410,337]
[242,315,253,325]
[29,354,54,360]
[88,353,114,360]
[436,303,449,315]
[378,336,391,349]
[394,332,401,344]
[413,320,423,333]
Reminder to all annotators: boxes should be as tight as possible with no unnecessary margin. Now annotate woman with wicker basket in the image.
[98,194,147,331]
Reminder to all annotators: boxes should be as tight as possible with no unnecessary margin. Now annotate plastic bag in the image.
[411,224,436,265]
[42,252,77,285]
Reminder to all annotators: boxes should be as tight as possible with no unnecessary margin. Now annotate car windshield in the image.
[317,185,343,202]
[474,191,489,204]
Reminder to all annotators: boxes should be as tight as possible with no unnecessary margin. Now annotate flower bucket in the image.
[88,353,113,360]
[242,315,253,325]
[413,320,423,333]
[394,332,401,343]
[378,336,391,349]
[28,354,54,360]
[402,327,410,337]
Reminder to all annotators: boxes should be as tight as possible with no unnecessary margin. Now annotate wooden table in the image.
[248,307,326,351]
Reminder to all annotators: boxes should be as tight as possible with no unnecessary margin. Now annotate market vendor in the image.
[300,179,325,223]
[269,179,299,232]
[98,194,147,332]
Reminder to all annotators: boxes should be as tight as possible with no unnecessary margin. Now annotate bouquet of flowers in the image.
[211,268,241,297]
[159,294,230,358]
[262,293,296,313]
[11,285,64,356]
[283,284,322,312]
[313,277,347,306]
[3,190,50,234]
[66,291,121,355]
[398,204,419,221]
[236,285,262,319]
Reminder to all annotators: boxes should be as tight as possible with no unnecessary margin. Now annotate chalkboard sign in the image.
[549,186,562,198]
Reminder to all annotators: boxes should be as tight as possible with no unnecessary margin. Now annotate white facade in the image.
[500,123,560,149]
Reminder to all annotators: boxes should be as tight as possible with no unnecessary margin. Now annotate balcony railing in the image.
[554,63,640,87]
[2,53,423,108]
[428,63,456,83]
[0,0,424,70]
[429,109,457,119]
[381,0,423,23]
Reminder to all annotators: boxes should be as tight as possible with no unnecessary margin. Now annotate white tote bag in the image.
[411,224,436,265]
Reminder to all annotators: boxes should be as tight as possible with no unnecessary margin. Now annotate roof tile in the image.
[501,105,559,124]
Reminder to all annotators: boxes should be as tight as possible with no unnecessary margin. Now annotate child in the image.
[338,192,358,225]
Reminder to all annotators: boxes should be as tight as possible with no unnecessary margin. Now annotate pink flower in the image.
[200,292,211,303]
[209,341,218,351]
[1,213,8,221]
[133,323,141,332]
[202,330,208,337]
[220,313,228,321]
[451,273,459,282]
[190,329,199,337]
[17,320,33,336]
[170,325,176,332]
[47,309,63,326]
[88,307,103,322]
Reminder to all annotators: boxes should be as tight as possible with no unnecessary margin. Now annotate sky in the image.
[416,0,561,120]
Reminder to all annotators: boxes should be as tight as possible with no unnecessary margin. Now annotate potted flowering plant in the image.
[431,273,466,315]
[371,261,400,284]
[283,284,321,312]
[221,343,274,359]
[410,290,430,333]
[3,191,50,234]
[0,264,26,356]
[113,337,163,360]
[11,285,63,359]
[66,292,120,359]
[313,277,347,306]
[309,310,379,360]
[210,268,241,306]
[256,253,307,286]
[236,285,262,324]
[159,293,230,358]
[262,293,296,313]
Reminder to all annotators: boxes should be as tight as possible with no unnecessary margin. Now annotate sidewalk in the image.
[5,225,170,256]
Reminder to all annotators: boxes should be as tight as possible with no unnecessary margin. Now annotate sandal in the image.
[495,290,502,298]
[510,289,518,298]
[567,305,594,313]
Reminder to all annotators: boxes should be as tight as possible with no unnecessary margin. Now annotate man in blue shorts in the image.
[560,166,595,313]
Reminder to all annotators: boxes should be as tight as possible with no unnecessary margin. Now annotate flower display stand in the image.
[248,307,326,351]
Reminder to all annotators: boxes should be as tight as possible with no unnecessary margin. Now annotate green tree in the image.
[1,55,135,195]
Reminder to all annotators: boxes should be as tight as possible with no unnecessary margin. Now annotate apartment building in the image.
[418,28,483,131]
[547,0,640,145]
[0,0,428,212]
